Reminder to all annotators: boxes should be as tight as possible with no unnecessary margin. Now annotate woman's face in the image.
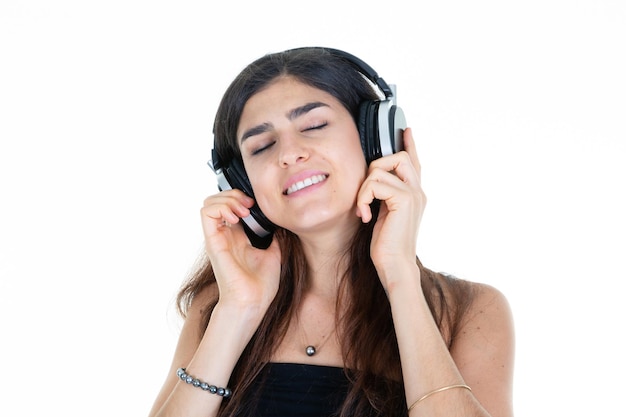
[237,76,367,237]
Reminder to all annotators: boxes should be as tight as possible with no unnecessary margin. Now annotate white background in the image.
[1,1,624,416]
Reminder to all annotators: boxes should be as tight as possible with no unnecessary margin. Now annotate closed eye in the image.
[251,141,275,156]
[250,122,327,155]
[303,122,328,132]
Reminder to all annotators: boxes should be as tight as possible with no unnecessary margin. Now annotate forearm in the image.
[152,303,264,417]
[383,263,489,417]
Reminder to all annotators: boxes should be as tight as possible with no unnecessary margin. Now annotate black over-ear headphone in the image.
[208,47,406,249]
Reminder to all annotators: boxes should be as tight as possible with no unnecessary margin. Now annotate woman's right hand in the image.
[200,189,282,313]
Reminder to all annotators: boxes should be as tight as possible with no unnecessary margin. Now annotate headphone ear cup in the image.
[226,158,255,198]
[225,158,275,245]
[358,100,381,164]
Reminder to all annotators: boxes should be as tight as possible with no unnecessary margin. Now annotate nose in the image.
[278,137,309,168]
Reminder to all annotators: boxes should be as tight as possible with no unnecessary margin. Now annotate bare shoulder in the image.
[449,279,514,357]
[148,282,219,417]
[185,282,219,321]
[449,280,515,417]
[465,281,513,330]
[171,282,219,361]
[167,283,220,371]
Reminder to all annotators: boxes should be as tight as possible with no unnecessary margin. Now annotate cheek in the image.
[348,146,368,177]
[346,130,367,164]
[250,189,279,226]
[246,170,274,210]
[241,158,262,192]
[246,170,265,197]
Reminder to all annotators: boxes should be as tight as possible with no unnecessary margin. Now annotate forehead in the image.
[238,77,339,126]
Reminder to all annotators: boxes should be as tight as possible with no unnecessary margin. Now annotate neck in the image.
[296,216,359,287]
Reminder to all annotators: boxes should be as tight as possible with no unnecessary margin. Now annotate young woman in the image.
[148,47,515,417]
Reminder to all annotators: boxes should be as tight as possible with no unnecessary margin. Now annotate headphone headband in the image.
[285,47,394,99]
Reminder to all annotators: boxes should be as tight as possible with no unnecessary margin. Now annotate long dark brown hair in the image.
[177,47,476,417]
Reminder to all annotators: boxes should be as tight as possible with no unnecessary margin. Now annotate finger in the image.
[203,189,254,208]
[356,172,409,223]
[358,174,409,205]
[402,127,421,177]
[201,207,251,257]
[201,191,254,226]
[367,151,419,186]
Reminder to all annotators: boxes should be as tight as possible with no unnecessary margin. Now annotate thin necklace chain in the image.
[299,318,337,357]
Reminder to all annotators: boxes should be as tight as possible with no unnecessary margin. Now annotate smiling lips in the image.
[284,174,328,195]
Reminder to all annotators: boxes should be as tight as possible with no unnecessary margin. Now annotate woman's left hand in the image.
[356,127,426,288]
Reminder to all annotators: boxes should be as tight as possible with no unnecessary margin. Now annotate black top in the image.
[251,363,350,417]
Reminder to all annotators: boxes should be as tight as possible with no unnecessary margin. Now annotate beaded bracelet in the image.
[176,368,232,398]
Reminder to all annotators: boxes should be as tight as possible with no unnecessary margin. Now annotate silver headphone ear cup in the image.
[378,101,406,156]
[209,151,274,248]
[226,159,276,239]
[377,100,393,157]
[390,105,406,153]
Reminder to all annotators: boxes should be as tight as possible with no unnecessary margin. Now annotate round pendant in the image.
[305,346,316,356]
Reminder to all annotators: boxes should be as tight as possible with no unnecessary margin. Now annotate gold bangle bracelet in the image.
[408,384,472,412]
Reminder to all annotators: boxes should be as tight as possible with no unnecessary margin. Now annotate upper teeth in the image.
[286,174,327,195]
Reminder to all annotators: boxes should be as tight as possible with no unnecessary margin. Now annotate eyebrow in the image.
[240,101,329,143]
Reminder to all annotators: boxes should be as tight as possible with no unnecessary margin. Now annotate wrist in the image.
[377,260,422,296]
[212,300,268,334]
[187,302,267,383]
